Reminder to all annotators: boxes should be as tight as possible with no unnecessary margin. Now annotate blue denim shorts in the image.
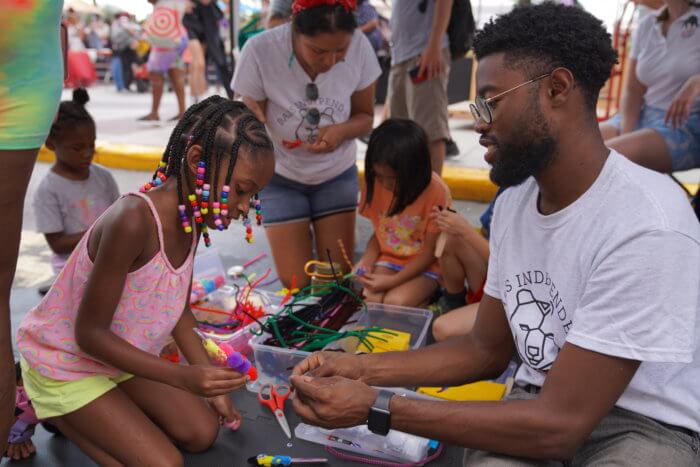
[259,165,359,225]
[606,105,700,171]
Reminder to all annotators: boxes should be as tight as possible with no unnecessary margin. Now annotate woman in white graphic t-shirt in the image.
[232,0,381,288]
[600,0,700,173]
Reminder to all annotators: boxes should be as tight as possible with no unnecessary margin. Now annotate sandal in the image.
[5,385,38,460]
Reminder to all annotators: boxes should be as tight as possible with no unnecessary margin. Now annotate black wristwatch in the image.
[367,389,394,436]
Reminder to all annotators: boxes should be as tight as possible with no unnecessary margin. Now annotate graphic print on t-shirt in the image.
[275,97,342,144]
[294,106,336,143]
[504,270,573,373]
[681,15,698,38]
[377,213,423,256]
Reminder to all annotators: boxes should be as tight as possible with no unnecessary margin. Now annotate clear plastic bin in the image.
[294,387,438,463]
[247,303,433,391]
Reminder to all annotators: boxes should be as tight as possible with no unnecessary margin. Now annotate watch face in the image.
[368,407,391,436]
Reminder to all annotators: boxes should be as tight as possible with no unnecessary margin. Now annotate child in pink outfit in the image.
[15,97,275,465]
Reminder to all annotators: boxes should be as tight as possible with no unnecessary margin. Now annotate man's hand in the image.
[418,44,445,81]
[291,351,365,380]
[290,375,377,429]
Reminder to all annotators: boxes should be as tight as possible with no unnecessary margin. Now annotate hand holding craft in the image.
[291,350,365,380]
[290,375,377,429]
[304,125,345,153]
[430,206,471,236]
[359,272,398,293]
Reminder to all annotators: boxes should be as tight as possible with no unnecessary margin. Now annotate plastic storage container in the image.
[294,387,438,463]
[248,303,433,391]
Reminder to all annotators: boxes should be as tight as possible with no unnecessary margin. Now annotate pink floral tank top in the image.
[17,192,196,381]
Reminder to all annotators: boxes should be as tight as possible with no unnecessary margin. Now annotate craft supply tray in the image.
[247,304,432,392]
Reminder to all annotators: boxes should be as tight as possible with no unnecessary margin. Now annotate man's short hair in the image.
[473,2,618,110]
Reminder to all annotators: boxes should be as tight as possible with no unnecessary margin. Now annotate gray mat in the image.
[5,257,463,466]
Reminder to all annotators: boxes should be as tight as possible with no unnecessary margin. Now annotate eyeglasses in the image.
[305,82,320,125]
[470,73,550,124]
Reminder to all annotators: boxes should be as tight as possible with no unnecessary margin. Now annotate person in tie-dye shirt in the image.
[0,0,64,455]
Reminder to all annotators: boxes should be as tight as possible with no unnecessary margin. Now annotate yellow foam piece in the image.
[357,329,411,353]
[418,381,507,401]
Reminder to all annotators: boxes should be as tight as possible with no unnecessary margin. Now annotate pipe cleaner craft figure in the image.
[14,97,275,465]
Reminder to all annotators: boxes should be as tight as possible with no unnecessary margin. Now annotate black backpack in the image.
[418,0,476,60]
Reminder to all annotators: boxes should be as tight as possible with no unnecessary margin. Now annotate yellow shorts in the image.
[20,358,133,419]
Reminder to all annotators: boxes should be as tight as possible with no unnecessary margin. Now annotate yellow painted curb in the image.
[38,142,163,172]
[38,143,698,203]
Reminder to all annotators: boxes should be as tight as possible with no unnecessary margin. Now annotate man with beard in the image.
[288,3,700,465]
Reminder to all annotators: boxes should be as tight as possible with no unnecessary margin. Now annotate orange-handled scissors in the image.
[258,383,292,438]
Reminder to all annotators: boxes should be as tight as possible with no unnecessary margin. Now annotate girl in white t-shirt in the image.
[232,0,381,289]
[600,1,700,173]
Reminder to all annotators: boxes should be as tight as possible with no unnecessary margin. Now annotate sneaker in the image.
[445,138,460,158]
[436,289,467,313]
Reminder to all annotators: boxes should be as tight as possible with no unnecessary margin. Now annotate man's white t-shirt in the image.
[485,150,700,432]
[631,7,700,113]
[231,24,381,185]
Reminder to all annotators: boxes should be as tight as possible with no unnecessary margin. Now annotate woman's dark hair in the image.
[293,4,356,36]
[48,88,95,141]
[363,119,432,217]
[148,96,273,210]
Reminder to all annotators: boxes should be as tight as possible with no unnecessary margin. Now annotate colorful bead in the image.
[221,209,229,216]
[188,194,196,202]
[179,204,191,233]
[213,208,221,215]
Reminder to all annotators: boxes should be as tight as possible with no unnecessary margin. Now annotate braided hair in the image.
[48,88,95,141]
[144,96,273,244]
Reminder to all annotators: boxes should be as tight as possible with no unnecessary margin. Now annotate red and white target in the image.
[147,6,182,41]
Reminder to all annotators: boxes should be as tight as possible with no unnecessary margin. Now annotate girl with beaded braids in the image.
[14,96,275,465]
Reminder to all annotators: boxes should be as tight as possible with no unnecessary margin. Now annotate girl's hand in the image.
[360,272,397,293]
[207,395,242,430]
[352,260,373,277]
[177,365,247,397]
[304,125,347,153]
[665,74,700,129]
[430,206,471,236]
